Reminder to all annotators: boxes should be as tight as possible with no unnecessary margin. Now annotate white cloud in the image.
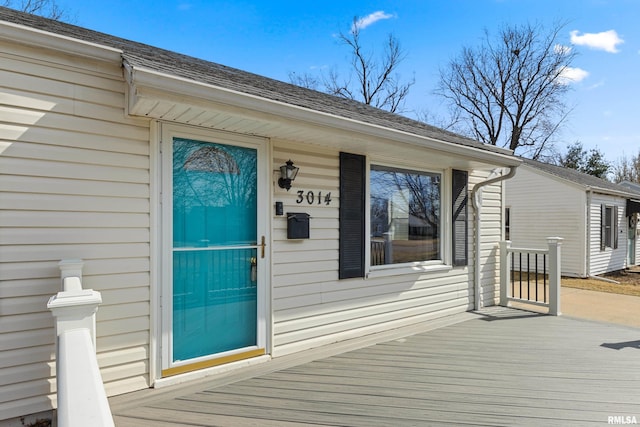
[570,30,624,53]
[587,80,605,90]
[352,11,395,32]
[558,66,589,85]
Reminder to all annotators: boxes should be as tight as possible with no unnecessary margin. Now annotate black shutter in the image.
[613,205,619,249]
[452,169,468,266]
[600,204,606,251]
[339,152,365,279]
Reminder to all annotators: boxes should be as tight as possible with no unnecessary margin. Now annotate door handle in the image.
[260,236,266,259]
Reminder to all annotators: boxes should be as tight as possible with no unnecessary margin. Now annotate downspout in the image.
[471,167,517,310]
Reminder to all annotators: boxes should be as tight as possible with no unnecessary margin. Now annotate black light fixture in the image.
[278,159,299,191]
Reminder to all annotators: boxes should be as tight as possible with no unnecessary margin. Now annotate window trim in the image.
[600,204,619,251]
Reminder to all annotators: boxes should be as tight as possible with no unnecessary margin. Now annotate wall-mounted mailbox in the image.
[287,212,310,239]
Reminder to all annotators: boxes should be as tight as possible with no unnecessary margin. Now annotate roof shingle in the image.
[521,157,640,197]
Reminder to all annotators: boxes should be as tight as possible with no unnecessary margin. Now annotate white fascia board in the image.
[125,63,521,168]
[0,20,122,62]
[587,186,640,199]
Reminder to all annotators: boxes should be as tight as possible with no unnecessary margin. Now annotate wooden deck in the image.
[111,307,640,426]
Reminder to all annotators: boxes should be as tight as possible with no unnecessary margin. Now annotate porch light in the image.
[278,159,299,191]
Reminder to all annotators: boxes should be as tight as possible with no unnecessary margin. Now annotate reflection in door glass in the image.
[173,138,257,247]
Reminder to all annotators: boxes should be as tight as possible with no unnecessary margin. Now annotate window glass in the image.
[370,165,441,265]
[605,206,613,248]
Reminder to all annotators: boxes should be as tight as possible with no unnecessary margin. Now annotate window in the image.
[370,165,441,265]
[600,204,619,250]
[604,206,613,248]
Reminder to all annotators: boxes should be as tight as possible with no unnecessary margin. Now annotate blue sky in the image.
[56,0,639,163]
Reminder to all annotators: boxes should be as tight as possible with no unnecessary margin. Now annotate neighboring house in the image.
[505,158,640,278]
[0,8,521,422]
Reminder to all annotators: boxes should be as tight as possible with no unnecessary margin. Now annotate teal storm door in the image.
[163,130,266,376]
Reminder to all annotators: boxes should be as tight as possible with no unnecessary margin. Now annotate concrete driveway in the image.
[561,286,640,328]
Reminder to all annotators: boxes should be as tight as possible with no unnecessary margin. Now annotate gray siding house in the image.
[0,7,521,422]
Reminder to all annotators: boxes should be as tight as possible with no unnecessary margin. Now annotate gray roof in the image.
[0,7,513,157]
[521,158,640,197]
[621,181,640,193]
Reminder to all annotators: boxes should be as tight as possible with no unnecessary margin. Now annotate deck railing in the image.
[499,238,563,315]
[47,260,114,427]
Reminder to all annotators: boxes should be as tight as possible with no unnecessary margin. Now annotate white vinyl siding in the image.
[636,219,640,265]
[471,170,505,306]
[0,43,151,419]
[271,141,501,357]
[636,226,640,266]
[589,193,627,275]
[505,166,588,277]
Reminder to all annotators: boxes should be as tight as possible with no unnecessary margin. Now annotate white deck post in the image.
[48,259,114,426]
[499,240,512,306]
[547,237,563,316]
[49,260,102,347]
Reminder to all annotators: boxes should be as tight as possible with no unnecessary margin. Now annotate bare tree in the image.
[436,22,576,159]
[2,0,68,20]
[611,150,640,184]
[290,16,414,113]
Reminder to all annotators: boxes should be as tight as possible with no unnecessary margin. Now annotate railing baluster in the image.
[544,254,547,303]
[511,251,515,297]
[536,254,539,301]
[519,252,522,299]
[527,252,530,300]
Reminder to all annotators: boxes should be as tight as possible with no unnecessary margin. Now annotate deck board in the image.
[111,308,640,426]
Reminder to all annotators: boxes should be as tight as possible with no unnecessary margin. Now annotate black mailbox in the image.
[287,212,310,239]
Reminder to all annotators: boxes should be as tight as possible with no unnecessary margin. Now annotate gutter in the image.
[585,185,640,199]
[470,166,518,310]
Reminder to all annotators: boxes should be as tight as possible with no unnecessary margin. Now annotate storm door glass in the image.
[172,137,258,362]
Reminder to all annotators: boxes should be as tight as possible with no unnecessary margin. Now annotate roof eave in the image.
[125,62,521,168]
[0,19,122,62]
[586,185,640,199]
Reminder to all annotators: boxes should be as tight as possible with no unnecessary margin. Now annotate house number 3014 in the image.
[296,190,332,206]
